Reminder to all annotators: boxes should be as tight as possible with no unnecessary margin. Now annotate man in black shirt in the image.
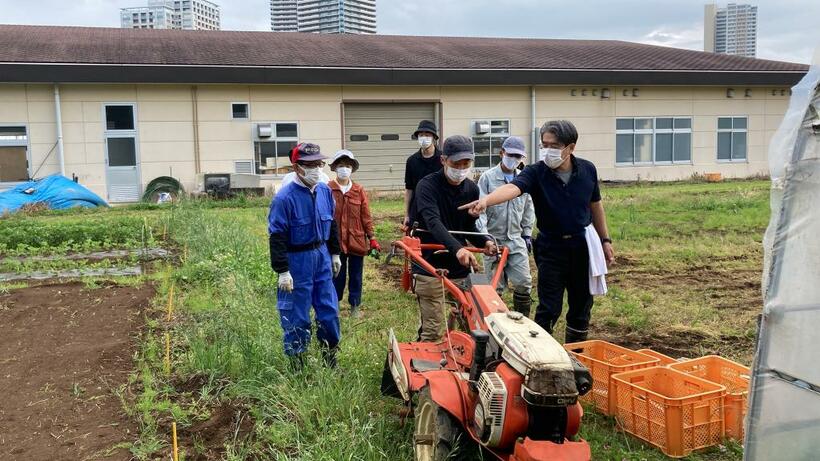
[461,120,614,344]
[404,120,443,229]
[411,135,496,342]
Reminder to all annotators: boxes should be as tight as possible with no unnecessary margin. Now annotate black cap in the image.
[442,135,475,162]
[412,120,439,140]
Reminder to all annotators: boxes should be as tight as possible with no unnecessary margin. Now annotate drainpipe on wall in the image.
[54,84,65,176]
[191,85,201,174]
[530,85,538,163]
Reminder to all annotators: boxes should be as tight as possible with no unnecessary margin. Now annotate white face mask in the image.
[336,166,352,180]
[445,165,471,184]
[501,155,523,171]
[298,166,322,188]
[418,136,434,149]
[540,147,565,169]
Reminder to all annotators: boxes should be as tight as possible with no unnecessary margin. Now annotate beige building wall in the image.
[0,82,793,200]
[535,85,790,181]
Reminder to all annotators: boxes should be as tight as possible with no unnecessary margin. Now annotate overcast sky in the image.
[0,0,817,64]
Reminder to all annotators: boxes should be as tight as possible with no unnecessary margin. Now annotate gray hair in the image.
[539,120,578,146]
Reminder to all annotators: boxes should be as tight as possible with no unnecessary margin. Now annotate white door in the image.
[105,136,141,202]
[103,104,141,202]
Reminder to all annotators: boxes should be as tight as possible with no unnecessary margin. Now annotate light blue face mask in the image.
[501,155,523,171]
[336,166,352,179]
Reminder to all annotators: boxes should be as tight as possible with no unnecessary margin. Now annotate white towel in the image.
[584,224,608,296]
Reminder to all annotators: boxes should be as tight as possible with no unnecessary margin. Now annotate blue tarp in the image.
[0,175,108,215]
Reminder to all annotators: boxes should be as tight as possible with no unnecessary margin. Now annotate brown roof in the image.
[0,24,808,85]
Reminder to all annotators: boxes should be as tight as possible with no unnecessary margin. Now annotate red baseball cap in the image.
[289,142,327,164]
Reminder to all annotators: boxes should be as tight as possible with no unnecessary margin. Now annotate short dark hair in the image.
[540,120,578,146]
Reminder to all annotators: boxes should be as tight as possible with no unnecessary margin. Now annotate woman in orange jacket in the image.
[329,150,381,318]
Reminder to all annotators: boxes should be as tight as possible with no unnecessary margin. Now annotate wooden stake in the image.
[166,282,175,322]
[172,421,179,461]
[164,332,171,376]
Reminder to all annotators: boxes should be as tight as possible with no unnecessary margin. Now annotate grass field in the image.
[0,179,769,460]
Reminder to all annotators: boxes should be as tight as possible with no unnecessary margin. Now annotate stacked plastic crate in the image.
[565,341,750,458]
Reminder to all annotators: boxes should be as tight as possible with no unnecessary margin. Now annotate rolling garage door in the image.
[343,103,437,191]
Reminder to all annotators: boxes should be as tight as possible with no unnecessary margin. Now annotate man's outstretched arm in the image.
[459,183,522,217]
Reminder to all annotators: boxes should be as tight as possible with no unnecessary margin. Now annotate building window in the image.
[717,117,747,162]
[254,122,298,176]
[231,103,249,120]
[0,126,29,182]
[104,104,138,169]
[105,105,135,131]
[472,119,510,169]
[616,117,692,165]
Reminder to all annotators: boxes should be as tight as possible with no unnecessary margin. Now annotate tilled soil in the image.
[590,324,756,362]
[599,254,761,363]
[0,281,154,460]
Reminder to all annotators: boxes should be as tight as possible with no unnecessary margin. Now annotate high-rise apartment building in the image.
[704,3,757,58]
[270,0,376,34]
[270,1,299,32]
[121,0,221,31]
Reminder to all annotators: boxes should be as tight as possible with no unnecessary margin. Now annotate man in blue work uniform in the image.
[268,143,343,369]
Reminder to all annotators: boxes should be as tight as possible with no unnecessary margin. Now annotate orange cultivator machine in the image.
[381,233,594,461]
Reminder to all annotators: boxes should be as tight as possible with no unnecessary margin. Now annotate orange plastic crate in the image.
[612,367,726,458]
[564,340,659,415]
[637,348,678,366]
[670,355,750,440]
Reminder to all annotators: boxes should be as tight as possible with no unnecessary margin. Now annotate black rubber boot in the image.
[565,325,589,346]
[513,290,532,318]
[322,346,339,369]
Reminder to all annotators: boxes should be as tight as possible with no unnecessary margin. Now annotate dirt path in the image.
[0,282,153,460]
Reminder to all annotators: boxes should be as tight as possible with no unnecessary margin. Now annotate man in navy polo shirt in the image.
[461,120,614,344]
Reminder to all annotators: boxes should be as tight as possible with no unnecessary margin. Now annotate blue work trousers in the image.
[277,245,341,356]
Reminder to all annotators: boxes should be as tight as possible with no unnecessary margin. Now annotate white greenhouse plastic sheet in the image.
[745,55,820,460]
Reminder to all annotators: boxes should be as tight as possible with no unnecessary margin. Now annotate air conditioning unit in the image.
[474,120,490,135]
[229,173,261,189]
[257,123,273,138]
[195,172,264,198]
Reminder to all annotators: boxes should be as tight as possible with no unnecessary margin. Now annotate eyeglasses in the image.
[298,161,326,168]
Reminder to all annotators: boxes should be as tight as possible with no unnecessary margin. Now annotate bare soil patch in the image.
[0,282,154,460]
[379,261,406,289]
[595,253,760,363]
[590,325,754,364]
[178,401,254,461]
[608,263,761,312]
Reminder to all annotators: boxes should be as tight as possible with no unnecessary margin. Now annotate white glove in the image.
[332,255,342,277]
[277,271,293,293]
